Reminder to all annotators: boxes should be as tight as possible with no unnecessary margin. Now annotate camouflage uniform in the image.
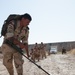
[30,43,40,62]
[1,20,29,75]
[40,43,46,59]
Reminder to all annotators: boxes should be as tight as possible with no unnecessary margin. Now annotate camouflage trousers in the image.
[40,49,46,59]
[1,44,24,75]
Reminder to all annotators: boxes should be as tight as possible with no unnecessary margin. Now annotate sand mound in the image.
[69,49,75,55]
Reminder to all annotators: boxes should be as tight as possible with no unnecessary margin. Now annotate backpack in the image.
[1,14,21,37]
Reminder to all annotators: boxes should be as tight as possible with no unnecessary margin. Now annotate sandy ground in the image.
[0,52,75,75]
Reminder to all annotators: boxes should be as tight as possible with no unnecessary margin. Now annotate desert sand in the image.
[0,51,75,75]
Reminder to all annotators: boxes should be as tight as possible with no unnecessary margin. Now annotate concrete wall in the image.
[29,41,75,52]
[0,41,75,53]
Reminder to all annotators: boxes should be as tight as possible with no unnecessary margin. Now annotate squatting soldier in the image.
[1,13,32,75]
[30,48,35,61]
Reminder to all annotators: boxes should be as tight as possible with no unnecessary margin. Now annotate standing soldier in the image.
[40,42,46,59]
[62,47,67,54]
[1,13,32,75]
[33,43,40,62]
[48,48,50,56]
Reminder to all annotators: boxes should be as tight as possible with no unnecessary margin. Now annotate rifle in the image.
[5,39,50,75]
[7,37,29,57]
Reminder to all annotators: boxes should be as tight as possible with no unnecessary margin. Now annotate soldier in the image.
[40,42,46,59]
[48,48,50,56]
[1,13,32,75]
[33,43,40,62]
[30,48,35,61]
[62,47,66,54]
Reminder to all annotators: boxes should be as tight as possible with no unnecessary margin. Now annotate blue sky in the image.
[0,0,75,46]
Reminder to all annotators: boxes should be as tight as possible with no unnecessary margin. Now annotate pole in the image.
[5,39,50,75]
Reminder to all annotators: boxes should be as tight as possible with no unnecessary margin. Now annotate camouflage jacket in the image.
[4,20,29,44]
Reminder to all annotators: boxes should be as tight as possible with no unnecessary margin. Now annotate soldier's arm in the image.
[21,27,30,57]
[6,21,14,38]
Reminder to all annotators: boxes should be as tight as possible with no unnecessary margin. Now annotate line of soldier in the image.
[30,42,47,62]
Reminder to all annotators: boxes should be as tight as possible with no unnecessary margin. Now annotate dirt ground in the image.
[0,51,75,75]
